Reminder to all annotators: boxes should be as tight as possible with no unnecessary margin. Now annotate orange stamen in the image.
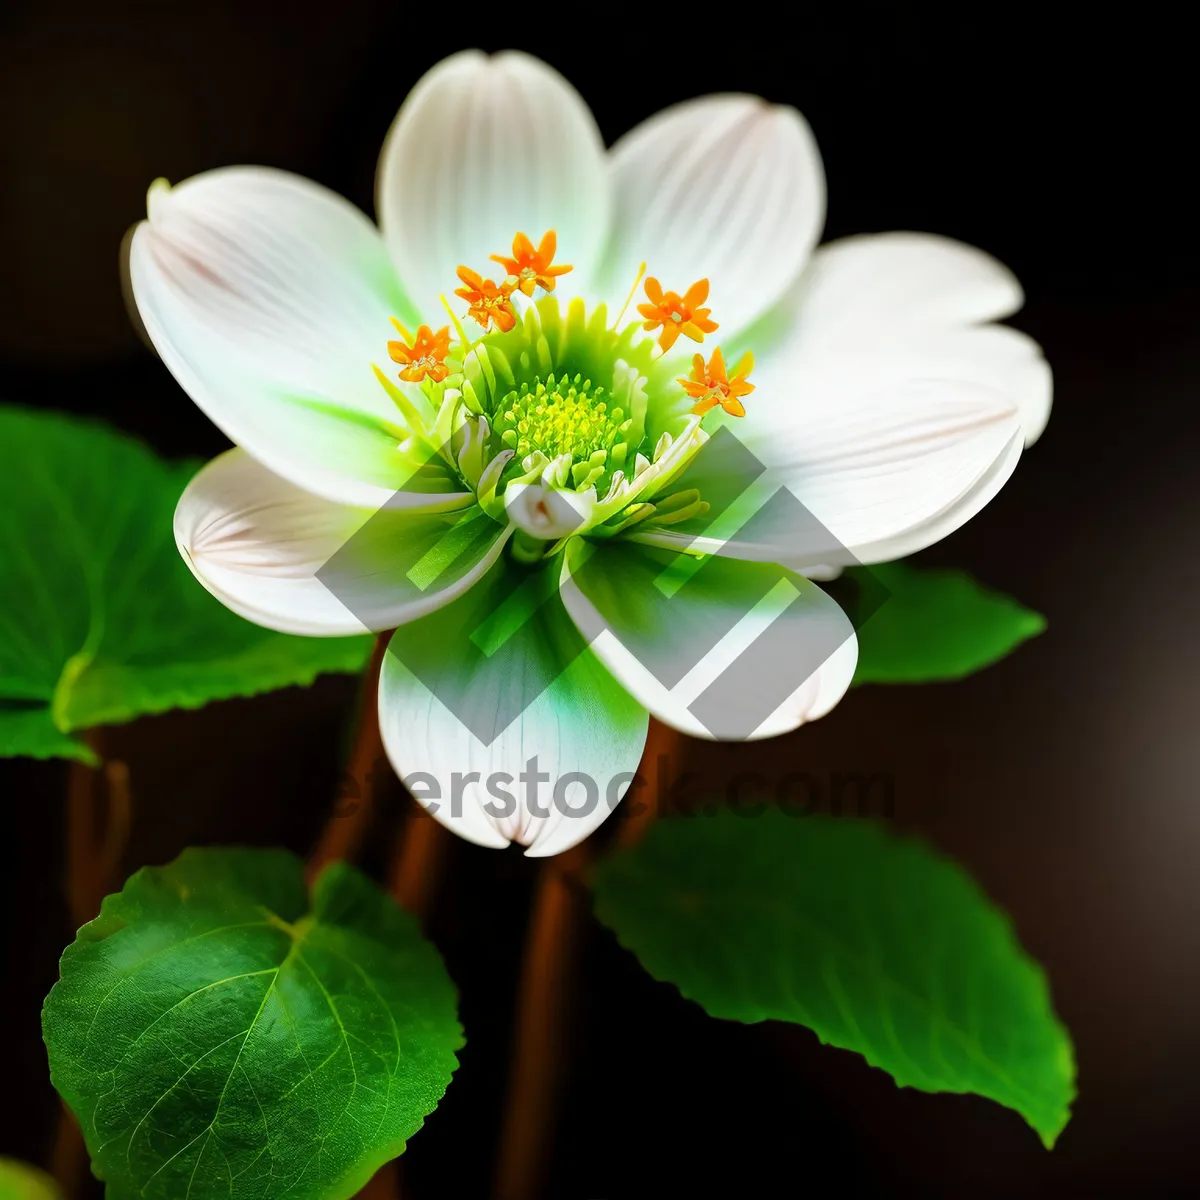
[455,266,518,333]
[490,230,573,297]
[387,323,453,384]
[678,347,754,418]
[637,277,719,352]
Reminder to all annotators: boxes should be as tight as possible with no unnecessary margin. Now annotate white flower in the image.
[129,50,1050,856]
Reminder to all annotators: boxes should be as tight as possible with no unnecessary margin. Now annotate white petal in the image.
[175,449,502,636]
[560,540,856,741]
[602,95,825,337]
[746,378,1023,564]
[715,232,1051,568]
[793,231,1025,331]
[845,427,1024,564]
[377,562,648,855]
[757,232,1050,444]
[129,168,421,507]
[377,51,609,316]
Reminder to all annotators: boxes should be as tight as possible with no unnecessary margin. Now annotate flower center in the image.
[377,234,755,546]
[492,373,630,488]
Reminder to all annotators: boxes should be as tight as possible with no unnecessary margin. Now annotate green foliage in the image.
[848,562,1045,684]
[593,812,1074,1147]
[0,405,1042,761]
[0,407,371,761]
[0,702,99,764]
[43,848,463,1199]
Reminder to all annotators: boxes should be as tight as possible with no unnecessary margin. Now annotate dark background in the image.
[3,5,1198,1196]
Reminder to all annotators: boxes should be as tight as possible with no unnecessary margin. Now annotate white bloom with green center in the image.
[130,51,1051,856]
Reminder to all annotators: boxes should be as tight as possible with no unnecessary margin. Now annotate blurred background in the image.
[2,4,1198,1196]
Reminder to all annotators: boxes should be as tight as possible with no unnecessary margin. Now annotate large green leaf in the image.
[0,1156,63,1199]
[43,847,462,1200]
[593,812,1074,1147]
[847,562,1045,684]
[0,407,372,760]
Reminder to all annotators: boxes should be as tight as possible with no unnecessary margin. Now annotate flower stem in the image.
[617,716,681,848]
[388,807,448,923]
[492,842,590,1200]
[64,734,133,927]
[56,732,134,1195]
[50,1102,88,1199]
[490,718,683,1199]
[306,631,391,886]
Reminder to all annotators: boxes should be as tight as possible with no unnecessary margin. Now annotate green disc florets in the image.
[456,296,692,500]
[492,374,632,491]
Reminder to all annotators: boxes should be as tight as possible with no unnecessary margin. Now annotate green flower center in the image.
[492,374,631,491]
[383,296,710,543]
[458,296,676,499]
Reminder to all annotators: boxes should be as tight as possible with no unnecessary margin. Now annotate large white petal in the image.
[742,377,1023,566]
[175,450,501,636]
[377,51,609,316]
[560,540,857,741]
[129,167,421,507]
[791,231,1026,332]
[713,232,1051,568]
[601,95,825,337]
[754,232,1050,444]
[844,427,1024,564]
[378,558,649,856]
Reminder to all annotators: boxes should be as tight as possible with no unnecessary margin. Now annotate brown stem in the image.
[490,719,686,1200]
[65,733,134,928]
[307,632,391,885]
[57,733,135,1195]
[387,805,448,924]
[65,738,102,930]
[491,842,590,1200]
[617,717,682,849]
[49,1100,88,1198]
[101,759,133,881]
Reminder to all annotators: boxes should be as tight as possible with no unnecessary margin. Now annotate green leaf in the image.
[0,1156,63,1199]
[847,562,1045,684]
[593,812,1075,1147]
[0,407,372,760]
[0,701,96,764]
[43,847,462,1200]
